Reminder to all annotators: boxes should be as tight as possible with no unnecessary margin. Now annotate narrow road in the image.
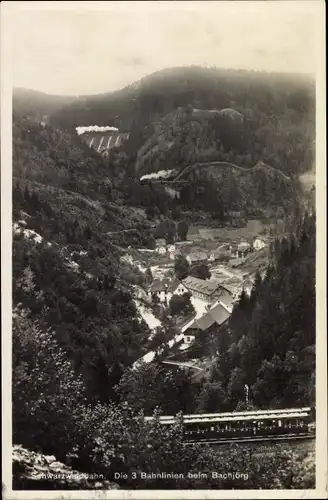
[105,228,139,236]
[162,360,204,371]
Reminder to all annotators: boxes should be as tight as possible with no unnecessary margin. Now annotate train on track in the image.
[145,407,315,443]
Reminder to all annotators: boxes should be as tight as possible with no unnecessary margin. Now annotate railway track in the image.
[185,433,315,446]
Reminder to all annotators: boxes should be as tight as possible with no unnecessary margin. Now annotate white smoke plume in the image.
[76,125,119,135]
[140,169,176,181]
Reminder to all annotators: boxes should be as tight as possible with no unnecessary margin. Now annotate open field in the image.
[187,219,269,243]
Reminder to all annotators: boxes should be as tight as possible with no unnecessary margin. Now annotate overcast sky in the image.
[5,1,322,96]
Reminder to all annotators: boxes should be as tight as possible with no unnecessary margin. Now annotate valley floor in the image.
[127,217,282,368]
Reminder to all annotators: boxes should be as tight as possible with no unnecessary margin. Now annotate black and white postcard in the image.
[1,1,327,498]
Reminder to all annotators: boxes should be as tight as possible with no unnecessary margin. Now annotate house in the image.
[155,239,167,254]
[155,242,167,255]
[224,275,255,300]
[154,240,176,255]
[156,246,167,255]
[182,276,219,302]
[164,279,189,304]
[223,282,244,302]
[253,237,267,250]
[168,278,189,296]
[179,333,196,348]
[182,276,232,304]
[215,285,235,309]
[186,251,208,265]
[220,276,244,300]
[155,238,166,247]
[148,278,170,303]
[182,301,231,339]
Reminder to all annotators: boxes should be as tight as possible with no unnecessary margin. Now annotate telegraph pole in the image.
[244,384,249,406]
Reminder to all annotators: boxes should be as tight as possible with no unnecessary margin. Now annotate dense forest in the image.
[12,66,316,489]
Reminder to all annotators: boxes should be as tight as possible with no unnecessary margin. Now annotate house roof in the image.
[149,277,173,293]
[181,316,198,333]
[149,279,166,293]
[193,313,216,331]
[220,283,235,295]
[168,278,184,293]
[186,301,231,332]
[223,276,244,288]
[216,284,234,301]
[182,276,220,296]
[187,251,208,262]
[209,302,231,325]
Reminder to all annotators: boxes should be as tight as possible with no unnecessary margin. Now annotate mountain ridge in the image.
[48,65,315,131]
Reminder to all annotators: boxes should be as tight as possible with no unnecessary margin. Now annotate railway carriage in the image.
[145,407,313,442]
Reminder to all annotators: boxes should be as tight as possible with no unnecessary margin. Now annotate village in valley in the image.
[121,219,275,368]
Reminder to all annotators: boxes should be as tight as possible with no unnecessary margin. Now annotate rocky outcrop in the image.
[12,445,119,490]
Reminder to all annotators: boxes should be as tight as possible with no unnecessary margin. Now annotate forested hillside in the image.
[194,212,315,411]
[18,67,315,219]
[12,116,155,403]
[50,66,315,178]
[13,87,77,120]
[134,102,314,181]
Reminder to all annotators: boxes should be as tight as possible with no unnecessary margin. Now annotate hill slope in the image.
[49,66,315,178]
[175,160,295,213]
[12,116,155,404]
[133,103,297,216]
[13,87,78,120]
